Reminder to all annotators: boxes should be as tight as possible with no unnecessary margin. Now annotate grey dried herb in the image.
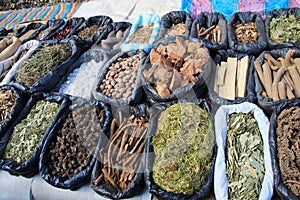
[15,44,72,87]
[77,25,103,40]
[4,100,59,163]
[152,103,214,195]
[226,112,264,200]
[270,14,300,43]
[0,89,16,125]
[128,23,154,44]
[276,106,300,198]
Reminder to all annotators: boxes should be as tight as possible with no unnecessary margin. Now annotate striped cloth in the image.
[0,2,81,30]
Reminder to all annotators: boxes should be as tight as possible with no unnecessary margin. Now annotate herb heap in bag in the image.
[152,102,214,195]
[226,112,265,199]
[143,37,208,98]
[15,44,72,87]
[276,106,300,198]
[4,100,59,163]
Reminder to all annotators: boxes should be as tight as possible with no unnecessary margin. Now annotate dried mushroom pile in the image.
[143,37,208,97]
[0,89,16,125]
[4,100,59,163]
[94,114,148,191]
[276,106,300,198]
[128,23,154,44]
[48,104,106,179]
[99,54,140,100]
[196,24,222,44]
[226,112,265,200]
[270,14,300,43]
[234,22,259,44]
[152,103,214,195]
[254,50,300,101]
[15,44,72,87]
[164,23,186,37]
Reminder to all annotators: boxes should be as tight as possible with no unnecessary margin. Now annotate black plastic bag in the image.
[10,38,83,94]
[15,22,44,41]
[23,19,65,43]
[39,96,112,190]
[207,49,256,114]
[254,48,300,115]
[93,49,147,107]
[91,104,149,199]
[48,17,85,40]
[93,22,132,52]
[0,85,28,138]
[157,11,192,40]
[227,12,267,55]
[190,12,227,51]
[265,8,300,50]
[145,99,216,200]
[141,36,214,103]
[70,15,113,47]
[269,99,300,200]
[0,92,68,177]
[0,28,8,37]
[53,47,109,101]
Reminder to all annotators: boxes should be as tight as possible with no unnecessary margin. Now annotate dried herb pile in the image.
[254,49,300,101]
[48,103,106,179]
[15,44,72,87]
[4,100,59,163]
[270,14,300,43]
[234,22,259,44]
[99,54,140,100]
[143,37,208,97]
[276,106,300,198]
[0,89,16,125]
[152,103,214,195]
[128,23,154,44]
[226,112,265,200]
[196,24,222,44]
[37,27,53,40]
[77,25,103,40]
[164,23,186,37]
[94,113,148,191]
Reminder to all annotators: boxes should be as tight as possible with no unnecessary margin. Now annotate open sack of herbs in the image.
[0,96,62,176]
[214,102,273,200]
[92,111,149,198]
[149,102,215,198]
[50,17,85,40]
[266,8,300,49]
[272,105,300,199]
[142,36,210,100]
[254,49,300,103]
[96,52,142,102]
[59,48,109,101]
[10,42,72,90]
[0,40,39,83]
[29,19,65,41]
[40,102,107,188]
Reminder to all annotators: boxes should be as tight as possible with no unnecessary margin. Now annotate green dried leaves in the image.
[0,89,16,125]
[15,44,72,87]
[270,14,300,43]
[152,102,214,195]
[4,100,59,163]
[226,112,264,200]
[77,25,104,40]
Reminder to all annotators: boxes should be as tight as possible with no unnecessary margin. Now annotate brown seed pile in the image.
[197,24,222,44]
[128,23,154,44]
[0,89,16,125]
[143,37,208,97]
[164,23,186,37]
[77,25,104,40]
[276,106,300,198]
[254,50,300,101]
[48,103,106,179]
[99,54,140,100]
[93,113,148,191]
[234,22,259,44]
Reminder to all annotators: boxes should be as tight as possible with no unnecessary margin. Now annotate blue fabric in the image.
[211,0,239,21]
[265,0,289,15]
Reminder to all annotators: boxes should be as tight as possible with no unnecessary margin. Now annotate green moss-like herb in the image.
[15,44,72,87]
[4,100,59,163]
[152,102,214,195]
